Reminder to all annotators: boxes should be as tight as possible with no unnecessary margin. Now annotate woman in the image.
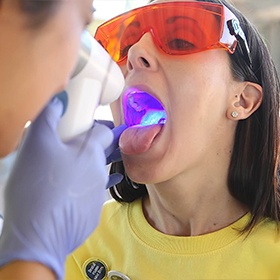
[66,0,280,279]
[0,0,124,279]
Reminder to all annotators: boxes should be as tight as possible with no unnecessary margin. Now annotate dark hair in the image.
[17,0,60,28]
[109,0,280,233]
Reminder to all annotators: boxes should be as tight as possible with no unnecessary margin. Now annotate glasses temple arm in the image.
[227,19,252,68]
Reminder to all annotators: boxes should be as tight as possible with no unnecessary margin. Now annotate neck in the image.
[143,173,248,236]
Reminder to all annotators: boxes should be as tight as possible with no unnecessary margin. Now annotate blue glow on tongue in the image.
[141,110,166,126]
[123,90,167,127]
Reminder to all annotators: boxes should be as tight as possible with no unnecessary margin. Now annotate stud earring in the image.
[231,111,239,118]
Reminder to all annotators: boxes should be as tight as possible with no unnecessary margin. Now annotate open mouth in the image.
[123,89,167,127]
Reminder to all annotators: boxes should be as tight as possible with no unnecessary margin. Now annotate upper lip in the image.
[123,84,163,104]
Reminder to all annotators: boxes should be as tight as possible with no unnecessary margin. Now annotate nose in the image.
[126,32,158,73]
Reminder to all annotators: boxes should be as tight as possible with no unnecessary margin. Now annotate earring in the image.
[231,111,239,118]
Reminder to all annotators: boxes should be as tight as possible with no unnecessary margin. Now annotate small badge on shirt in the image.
[83,258,108,280]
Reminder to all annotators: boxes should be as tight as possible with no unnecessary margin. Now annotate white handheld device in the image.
[57,31,124,141]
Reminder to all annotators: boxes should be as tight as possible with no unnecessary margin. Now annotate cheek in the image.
[119,62,128,77]
[58,51,79,90]
[56,32,82,81]
[37,3,85,92]
[38,31,82,94]
[110,98,123,125]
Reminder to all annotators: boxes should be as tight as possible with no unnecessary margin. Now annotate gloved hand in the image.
[96,120,127,188]
[0,98,125,280]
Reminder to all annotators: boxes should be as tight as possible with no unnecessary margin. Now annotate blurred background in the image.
[233,0,280,74]
[0,0,280,214]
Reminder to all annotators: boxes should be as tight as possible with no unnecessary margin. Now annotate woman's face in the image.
[0,0,93,157]
[111,0,244,184]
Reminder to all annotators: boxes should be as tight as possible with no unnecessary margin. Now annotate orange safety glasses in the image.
[94,1,251,65]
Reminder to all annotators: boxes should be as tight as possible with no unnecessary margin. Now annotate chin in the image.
[123,157,163,185]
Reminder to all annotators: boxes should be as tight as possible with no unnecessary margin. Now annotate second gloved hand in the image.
[95,120,127,188]
[0,98,124,280]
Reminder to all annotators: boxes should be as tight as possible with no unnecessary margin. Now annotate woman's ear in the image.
[227,82,263,120]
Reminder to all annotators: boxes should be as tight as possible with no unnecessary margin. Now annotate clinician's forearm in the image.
[0,261,56,280]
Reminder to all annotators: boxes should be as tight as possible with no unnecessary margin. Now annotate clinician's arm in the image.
[0,99,125,280]
[0,261,56,280]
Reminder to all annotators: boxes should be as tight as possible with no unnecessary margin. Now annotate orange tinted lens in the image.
[149,4,223,55]
[94,2,235,62]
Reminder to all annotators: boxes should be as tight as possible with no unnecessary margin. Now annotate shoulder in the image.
[103,198,124,212]
[101,199,128,220]
[95,198,143,234]
[98,198,136,227]
[248,218,280,250]
[255,218,280,238]
[242,218,280,270]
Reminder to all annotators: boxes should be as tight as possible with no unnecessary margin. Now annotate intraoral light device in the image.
[57,31,124,141]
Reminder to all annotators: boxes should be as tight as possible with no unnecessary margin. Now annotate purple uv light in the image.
[123,90,167,127]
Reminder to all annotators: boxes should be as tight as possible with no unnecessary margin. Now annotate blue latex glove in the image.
[96,120,127,188]
[0,98,125,280]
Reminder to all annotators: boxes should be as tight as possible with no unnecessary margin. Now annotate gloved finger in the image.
[113,124,128,138]
[106,148,122,165]
[55,91,68,116]
[88,123,114,151]
[95,120,115,129]
[32,97,64,132]
[106,173,124,189]
[20,98,64,150]
[105,124,127,159]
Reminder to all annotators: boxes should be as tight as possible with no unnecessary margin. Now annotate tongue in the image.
[119,124,163,155]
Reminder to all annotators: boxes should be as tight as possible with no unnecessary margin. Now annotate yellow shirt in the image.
[65,199,280,280]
